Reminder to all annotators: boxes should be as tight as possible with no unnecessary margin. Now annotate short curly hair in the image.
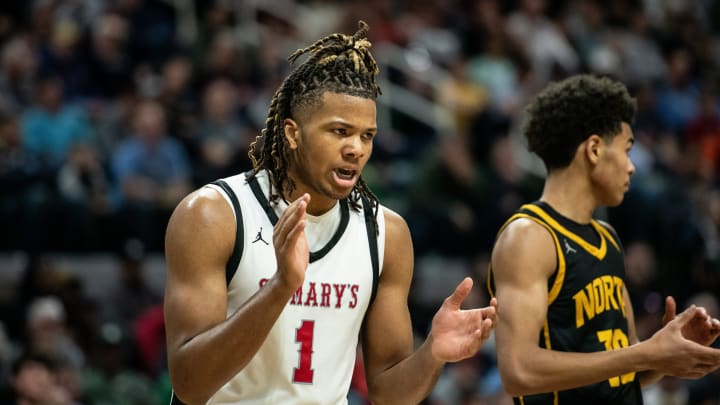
[523,74,637,171]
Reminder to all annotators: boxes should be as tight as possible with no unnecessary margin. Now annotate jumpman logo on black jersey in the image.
[252,227,270,245]
[563,238,577,254]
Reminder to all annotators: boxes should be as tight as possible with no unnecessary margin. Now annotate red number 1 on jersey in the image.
[293,320,315,383]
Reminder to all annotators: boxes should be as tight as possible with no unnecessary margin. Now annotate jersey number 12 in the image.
[293,320,315,384]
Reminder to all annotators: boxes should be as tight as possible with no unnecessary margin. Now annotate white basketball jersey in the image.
[198,170,385,405]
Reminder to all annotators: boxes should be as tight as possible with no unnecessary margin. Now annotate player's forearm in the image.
[499,341,653,396]
[169,275,296,404]
[367,337,445,404]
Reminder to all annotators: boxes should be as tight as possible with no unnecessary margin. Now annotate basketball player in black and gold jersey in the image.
[488,74,720,405]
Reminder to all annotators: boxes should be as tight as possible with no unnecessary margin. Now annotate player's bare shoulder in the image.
[165,186,236,265]
[378,206,413,276]
[381,206,411,247]
[492,217,557,279]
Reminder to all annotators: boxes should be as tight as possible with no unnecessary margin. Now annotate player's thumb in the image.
[662,296,676,326]
[444,277,473,309]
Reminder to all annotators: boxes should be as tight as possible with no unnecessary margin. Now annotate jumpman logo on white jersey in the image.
[252,227,270,245]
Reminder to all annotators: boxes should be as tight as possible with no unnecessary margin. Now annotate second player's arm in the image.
[492,218,720,396]
[164,189,309,405]
[361,208,494,404]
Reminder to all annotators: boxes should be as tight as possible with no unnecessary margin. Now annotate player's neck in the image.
[284,180,337,216]
[540,168,597,224]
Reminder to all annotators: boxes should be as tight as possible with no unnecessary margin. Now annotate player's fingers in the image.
[673,304,700,327]
[662,296,676,326]
[274,194,309,240]
[285,211,307,247]
[280,200,307,249]
[480,318,494,341]
[479,304,497,322]
[443,277,473,310]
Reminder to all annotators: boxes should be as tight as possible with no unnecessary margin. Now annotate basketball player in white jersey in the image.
[163,21,498,404]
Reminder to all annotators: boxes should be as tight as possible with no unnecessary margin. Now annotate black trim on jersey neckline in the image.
[247,171,279,224]
[211,180,244,285]
[246,172,351,263]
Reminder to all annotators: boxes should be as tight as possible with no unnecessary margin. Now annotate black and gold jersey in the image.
[488,201,643,405]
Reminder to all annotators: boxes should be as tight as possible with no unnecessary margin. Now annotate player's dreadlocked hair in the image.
[248,21,381,222]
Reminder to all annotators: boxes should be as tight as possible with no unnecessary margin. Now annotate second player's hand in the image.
[429,277,498,363]
[273,194,311,291]
[662,296,720,347]
[649,304,720,378]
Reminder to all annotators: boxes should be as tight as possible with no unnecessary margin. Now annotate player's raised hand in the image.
[273,194,310,290]
[662,296,720,347]
[649,304,720,378]
[429,277,497,362]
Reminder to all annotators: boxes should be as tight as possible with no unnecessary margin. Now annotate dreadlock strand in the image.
[353,21,370,41]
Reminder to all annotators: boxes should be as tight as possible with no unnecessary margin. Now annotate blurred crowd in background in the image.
[0,0,719,404]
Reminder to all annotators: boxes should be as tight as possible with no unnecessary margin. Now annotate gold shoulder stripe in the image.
[521,204,608,260]
[594,221,620,252]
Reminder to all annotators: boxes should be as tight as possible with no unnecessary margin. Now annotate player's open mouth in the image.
[335,168,356,180]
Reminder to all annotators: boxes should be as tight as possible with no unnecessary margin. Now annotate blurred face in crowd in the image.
[163,57,193,95]
[203,78,237,120]
[0,118,20,147]
[92,13,128,59]
[12,360,57,401]
[133,101,167,145]
[37,78,63,112]
[522,0,545,17]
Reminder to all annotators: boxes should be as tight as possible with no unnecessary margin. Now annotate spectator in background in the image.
[56,143,112,249]
[25,296,84,371]
[85,12,134,100]
[20,74,93,167]
[0,114,55,250]
[436,57,489,137]
[81,323,158,405]
[118,0,177,70]
[407,134,487,258]
[8,352,76,405]
[685,90,720,181]
[157,55,198,146]
[193,77,254,186]
[506,0,579,86]
[656,47,700,134]
[0,35,37,115]
[37,18,85,100]
[106,239,161,335]
[112,100,191,249]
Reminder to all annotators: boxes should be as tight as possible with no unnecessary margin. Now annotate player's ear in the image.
[284,118,300,150]
[585,134,603,165]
